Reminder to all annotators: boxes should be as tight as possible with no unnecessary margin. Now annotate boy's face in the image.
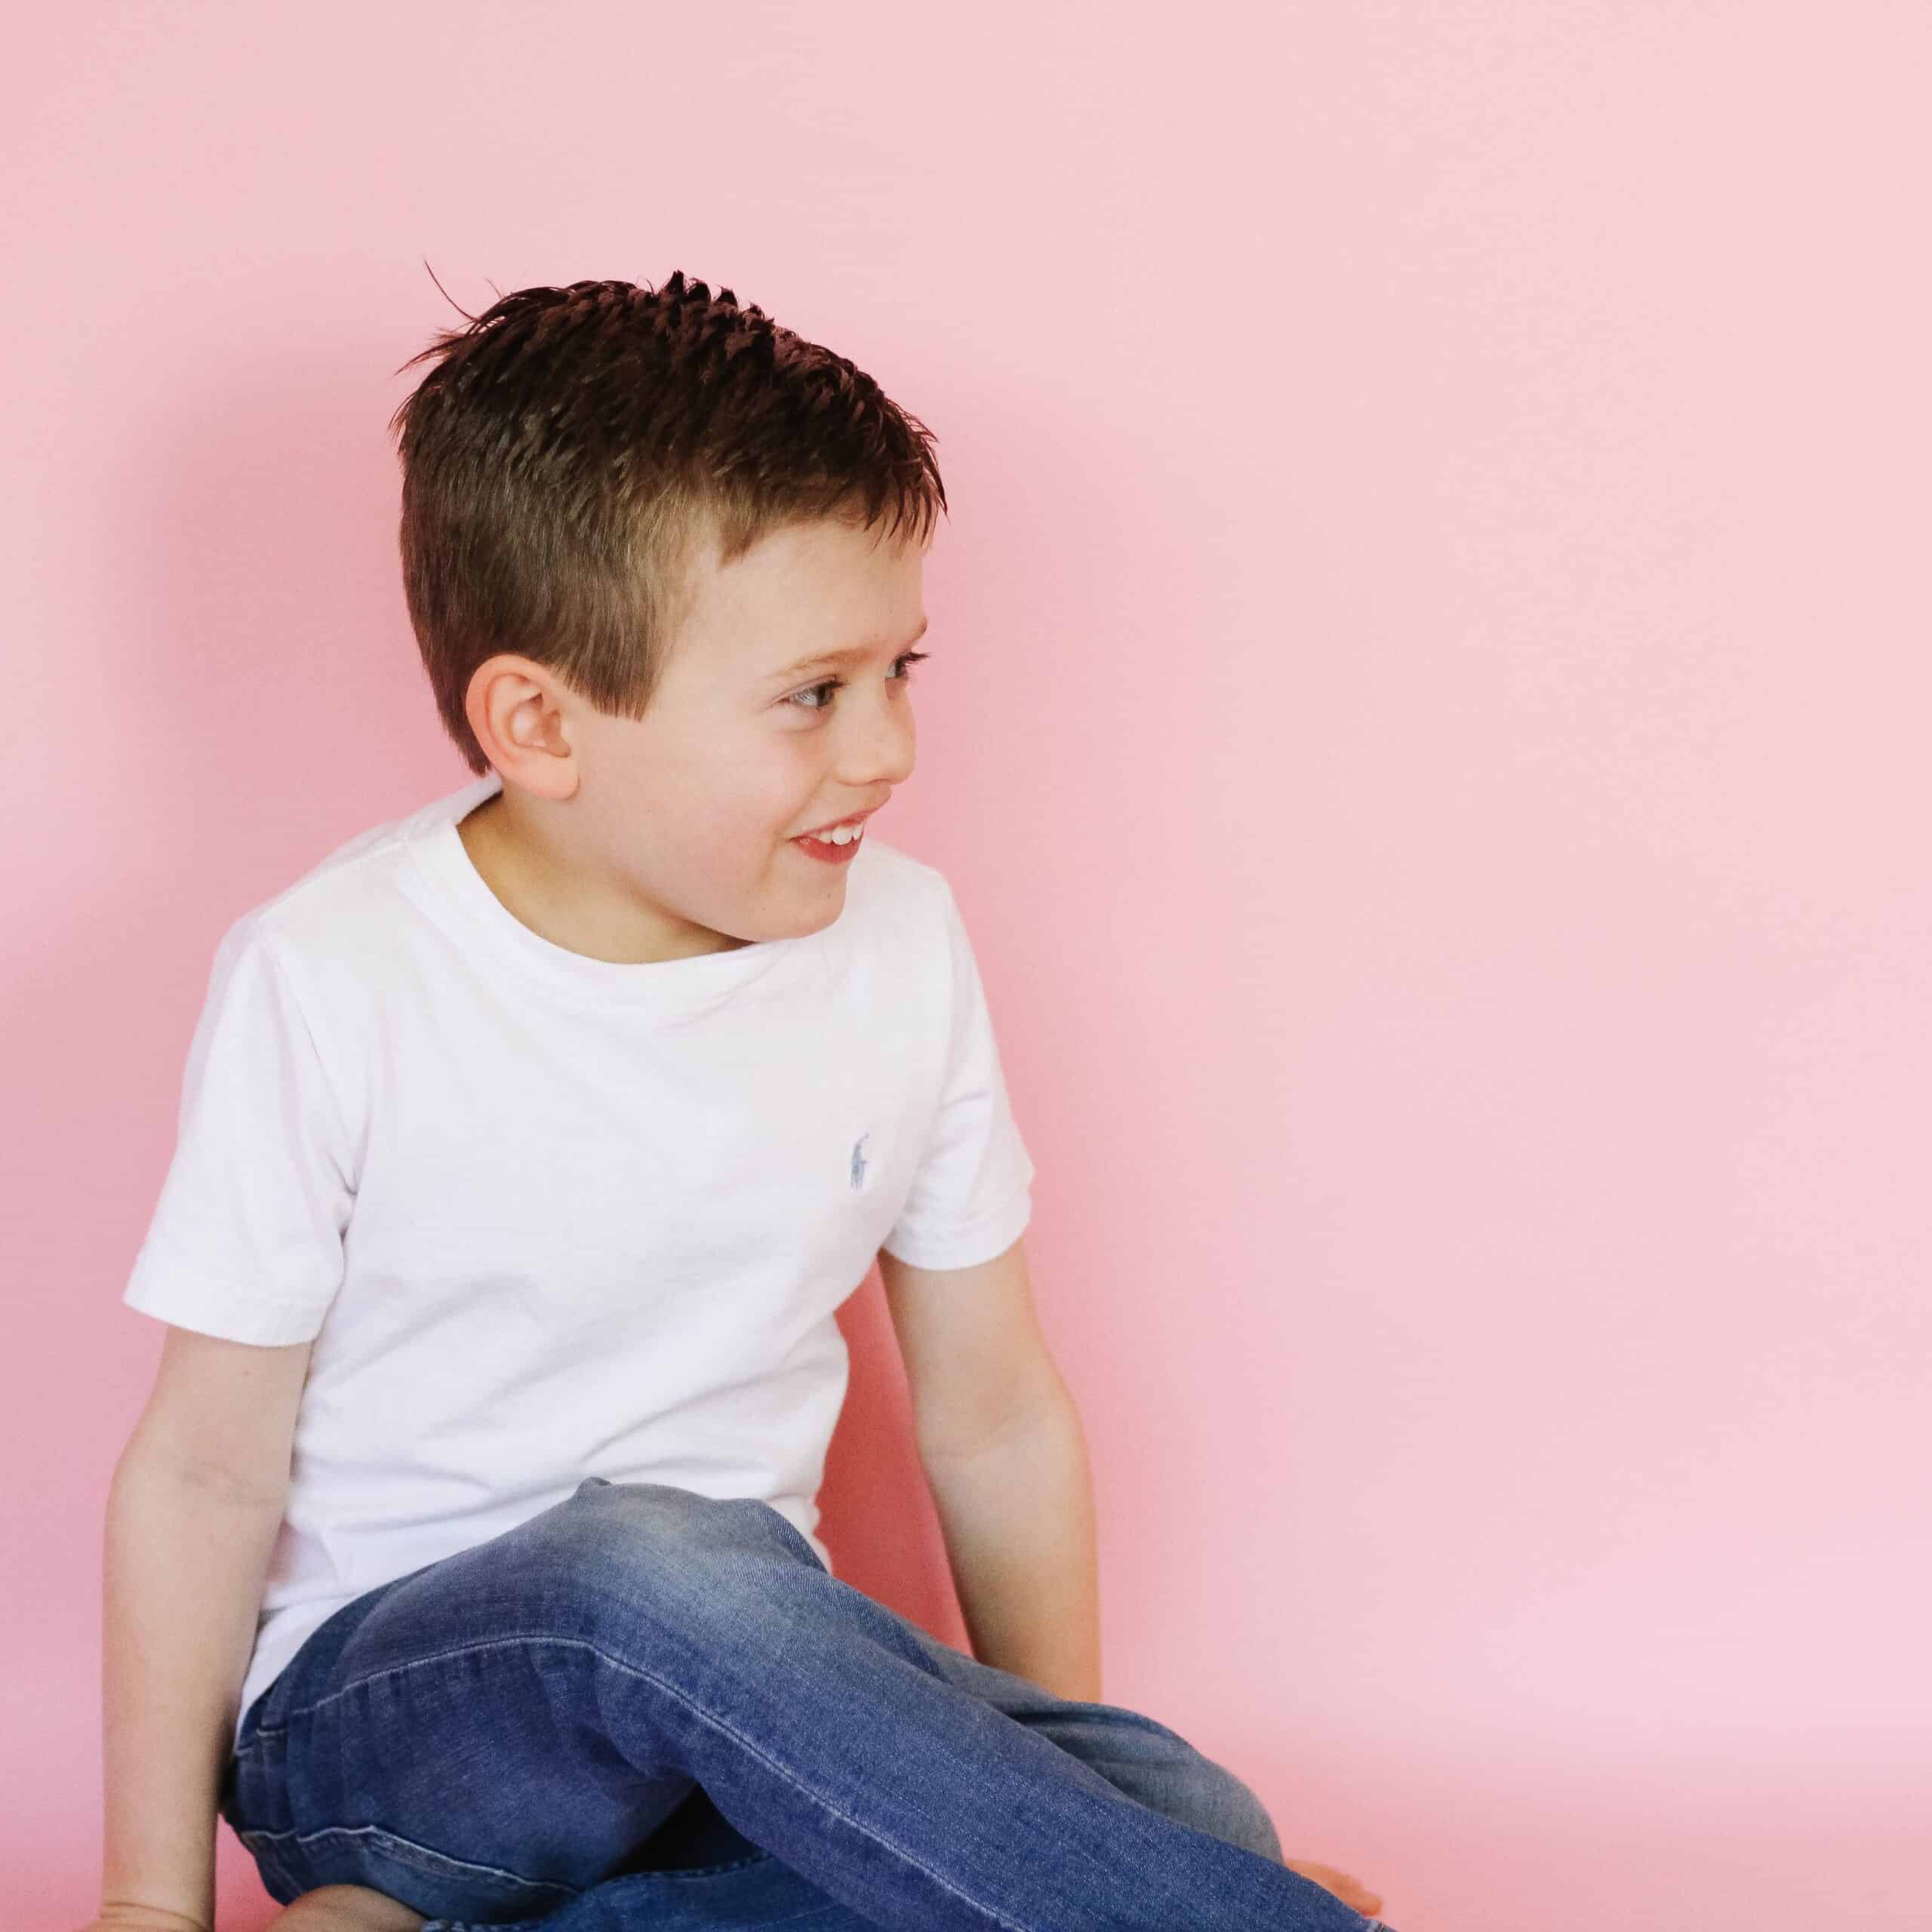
[499,513,928,956]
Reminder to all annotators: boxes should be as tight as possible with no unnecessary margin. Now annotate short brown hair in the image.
[388,271,948,775]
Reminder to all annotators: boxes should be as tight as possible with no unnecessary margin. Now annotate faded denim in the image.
[220,1476,1392,1930]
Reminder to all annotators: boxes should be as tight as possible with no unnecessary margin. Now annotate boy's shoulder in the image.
[217,776,492,972]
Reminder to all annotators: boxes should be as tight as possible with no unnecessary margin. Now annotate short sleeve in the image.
[121,918,355,1346]
[880,880,1036,1271]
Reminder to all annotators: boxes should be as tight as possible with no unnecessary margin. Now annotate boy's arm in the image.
[100,1326,311,1930]
[877,1237,1101,1703]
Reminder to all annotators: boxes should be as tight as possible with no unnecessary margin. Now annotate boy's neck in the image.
[457,790,751,967]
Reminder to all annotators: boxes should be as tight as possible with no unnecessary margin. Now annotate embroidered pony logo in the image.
[849,1131,872,1192]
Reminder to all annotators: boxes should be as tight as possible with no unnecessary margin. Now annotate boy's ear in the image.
[464,654,580,801]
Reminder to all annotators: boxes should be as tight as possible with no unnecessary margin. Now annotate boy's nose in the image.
[847,699,915,790]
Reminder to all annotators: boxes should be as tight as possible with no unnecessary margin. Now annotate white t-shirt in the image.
[122,771,1035,1753]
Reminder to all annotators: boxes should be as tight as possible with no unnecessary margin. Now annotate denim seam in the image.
[238,1819,580,1902]
[231,1832,298,1902]
[253,1631,1031,1932]
[425,1894,848,1932]
[623,1850,772,1881]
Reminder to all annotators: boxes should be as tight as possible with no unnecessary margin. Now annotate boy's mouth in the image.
[795,801,881,838]
[789,800,882,856]
[792,823,866,863]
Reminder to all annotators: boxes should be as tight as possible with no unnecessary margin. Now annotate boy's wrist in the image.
[92,1900,212,1932]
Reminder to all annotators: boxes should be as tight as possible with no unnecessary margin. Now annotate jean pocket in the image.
[229,1827,304,1908]
[238,1819,583,1924]
[419,1859,842,1932]
[417,1915,561,1932]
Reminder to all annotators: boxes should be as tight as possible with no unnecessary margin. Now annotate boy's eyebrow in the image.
[766,615,930,681]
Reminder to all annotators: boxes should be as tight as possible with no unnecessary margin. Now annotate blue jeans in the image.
[219,1476,1391,1930]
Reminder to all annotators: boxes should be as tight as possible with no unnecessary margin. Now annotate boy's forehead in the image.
[762,614,931,681]
[672,518,928,678]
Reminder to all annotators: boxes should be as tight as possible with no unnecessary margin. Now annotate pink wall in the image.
[7,6,1927,1929]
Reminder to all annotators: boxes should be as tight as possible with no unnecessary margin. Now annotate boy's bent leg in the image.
[232,1476,1383,1932]
[225,1486,872,1932]
[542,1484,1373,1931]
[891,1622,1287,1862]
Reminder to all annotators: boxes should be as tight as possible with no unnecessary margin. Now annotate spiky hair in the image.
[389,270,947,774]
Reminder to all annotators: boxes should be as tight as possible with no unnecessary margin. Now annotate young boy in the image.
[97,272,1388,1932]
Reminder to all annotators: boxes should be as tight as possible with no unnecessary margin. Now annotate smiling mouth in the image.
[792,804,881,842]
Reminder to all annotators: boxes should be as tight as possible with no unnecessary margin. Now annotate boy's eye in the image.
[786,651,929,714]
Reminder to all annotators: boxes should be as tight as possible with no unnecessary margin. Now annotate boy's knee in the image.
[1164,1759,1284,1863]
[1212,1770,1284,1861]
[542,1480,796,1623]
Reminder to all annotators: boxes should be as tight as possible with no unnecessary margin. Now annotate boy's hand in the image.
[267,1885,428,1930]
[1284,1856,1384,1918]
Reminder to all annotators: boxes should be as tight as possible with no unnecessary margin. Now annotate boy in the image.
[97,273,1387,1932]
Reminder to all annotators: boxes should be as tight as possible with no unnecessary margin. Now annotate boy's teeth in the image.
[813,821,863,844]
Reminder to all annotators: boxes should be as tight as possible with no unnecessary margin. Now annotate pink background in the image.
[7,6,1927,1930]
